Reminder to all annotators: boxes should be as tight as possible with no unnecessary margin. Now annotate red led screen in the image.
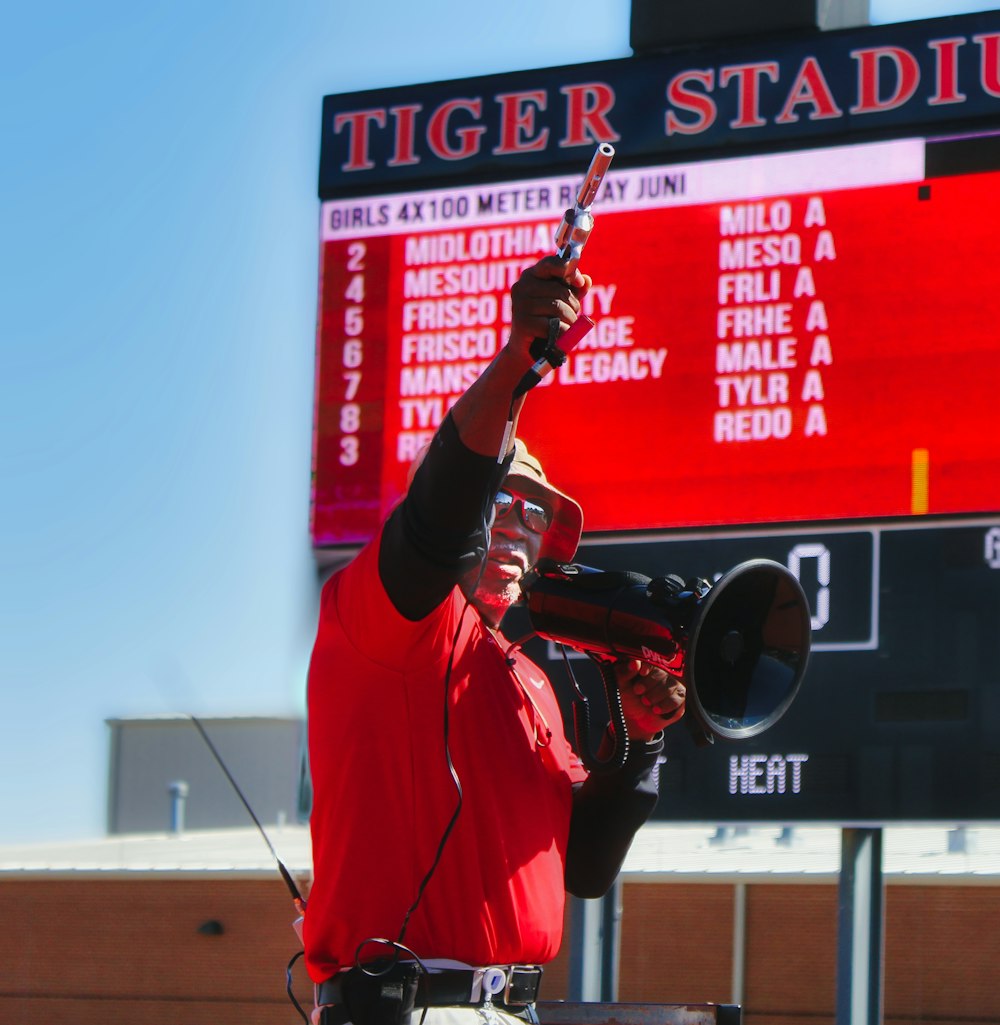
[312,137,1000,548]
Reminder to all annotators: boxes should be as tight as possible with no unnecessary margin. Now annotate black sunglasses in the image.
[493,489,553,535]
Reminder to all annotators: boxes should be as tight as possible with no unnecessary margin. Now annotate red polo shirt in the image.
[305,532,587,982]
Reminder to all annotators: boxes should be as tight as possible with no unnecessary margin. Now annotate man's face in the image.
[463,486,548,628]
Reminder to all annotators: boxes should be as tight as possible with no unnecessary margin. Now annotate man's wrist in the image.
[609,723,664,746]
[628,729,665,744]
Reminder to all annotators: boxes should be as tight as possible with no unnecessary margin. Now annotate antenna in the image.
[185,714,312,1021]
[186,714,306,910]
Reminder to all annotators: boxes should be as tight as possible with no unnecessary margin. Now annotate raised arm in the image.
[379,257,591,620]
[450,257,591,455]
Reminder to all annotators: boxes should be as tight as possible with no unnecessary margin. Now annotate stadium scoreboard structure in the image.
[312,11,1000,823]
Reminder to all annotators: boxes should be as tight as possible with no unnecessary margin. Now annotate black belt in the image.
[317,964,542,1013]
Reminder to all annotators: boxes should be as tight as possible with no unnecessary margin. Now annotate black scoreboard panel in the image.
[506,516,1000,823]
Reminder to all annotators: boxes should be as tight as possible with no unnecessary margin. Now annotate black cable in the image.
[558,642,588,702]
[391,429,503,948]
[286,950,310,1023]
[351,940,433,1025]
[393,594,470,946]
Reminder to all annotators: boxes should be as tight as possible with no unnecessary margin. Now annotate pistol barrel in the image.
[575,143,615,209]
[555,143,615,267]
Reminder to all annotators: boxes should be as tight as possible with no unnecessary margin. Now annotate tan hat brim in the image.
[505,441,583,564]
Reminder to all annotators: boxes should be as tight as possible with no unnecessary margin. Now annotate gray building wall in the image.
[106,715,307,834]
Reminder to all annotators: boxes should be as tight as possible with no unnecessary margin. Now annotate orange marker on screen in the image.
[911,448,929,514]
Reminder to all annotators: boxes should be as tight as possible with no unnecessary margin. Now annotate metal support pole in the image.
[568,879,622,1002]
[835,827,884,1025]
[601,877,622,1001]
[568,896,603,1001]
[731,882,746,1005]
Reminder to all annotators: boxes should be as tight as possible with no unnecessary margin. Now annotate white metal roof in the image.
[3,823,1000,884]
[0,824,313,878]
[622,824,1000,884]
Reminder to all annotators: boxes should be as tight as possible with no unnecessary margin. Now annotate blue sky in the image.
[1,0,993,844]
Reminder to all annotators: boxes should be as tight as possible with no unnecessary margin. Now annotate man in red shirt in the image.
[306,256,686,1025]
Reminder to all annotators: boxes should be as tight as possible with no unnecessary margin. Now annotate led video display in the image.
[313,135,1000,547]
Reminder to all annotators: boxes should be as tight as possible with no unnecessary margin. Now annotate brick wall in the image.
[4,877,1000,1024]
[618,883,734,1003]
[617,880,1000,1025]
[742,883,837,1023]
[883,886,1000,1024]
[0,878,299,1024]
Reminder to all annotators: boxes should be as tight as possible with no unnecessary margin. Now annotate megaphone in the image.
[523,558,811,771]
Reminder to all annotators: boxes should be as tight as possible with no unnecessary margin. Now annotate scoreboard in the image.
[508,516,1000,823]
[312,11,1000,822]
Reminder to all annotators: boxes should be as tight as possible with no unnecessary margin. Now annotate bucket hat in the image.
[504,439,583,564]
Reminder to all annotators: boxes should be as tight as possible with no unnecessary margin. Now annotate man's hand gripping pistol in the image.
[513,143,615,398]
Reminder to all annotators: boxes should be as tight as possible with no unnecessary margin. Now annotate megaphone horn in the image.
[524,558,812,771]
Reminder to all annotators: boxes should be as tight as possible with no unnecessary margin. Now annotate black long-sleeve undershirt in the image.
[378,413,662,898]
[379,414,507,621]
[565,735,662,898]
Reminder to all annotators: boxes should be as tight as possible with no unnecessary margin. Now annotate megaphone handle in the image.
[572,656,630,775]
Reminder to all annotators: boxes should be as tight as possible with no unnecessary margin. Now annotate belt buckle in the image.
[474,966,508,1006]
[503,965,538,1007]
